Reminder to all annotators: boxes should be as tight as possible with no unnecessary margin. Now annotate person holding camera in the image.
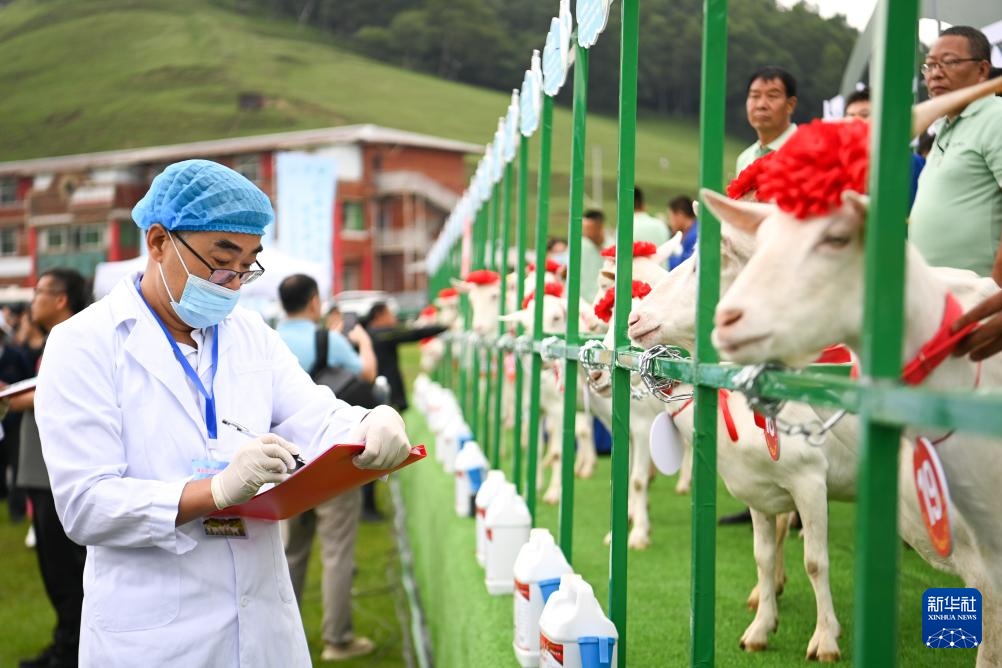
[276,273,377,662]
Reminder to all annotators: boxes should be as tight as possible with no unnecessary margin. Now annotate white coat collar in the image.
[108,272,234,435]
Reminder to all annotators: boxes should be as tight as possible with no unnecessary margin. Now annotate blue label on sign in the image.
[923,588,981,649]
[576,0,612,48]
[542,16,569,96]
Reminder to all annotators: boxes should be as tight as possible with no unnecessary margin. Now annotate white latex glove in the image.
[349,405,411,470]
[210,435,301,509]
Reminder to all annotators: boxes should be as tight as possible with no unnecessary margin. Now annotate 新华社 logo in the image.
[923,588,981,649]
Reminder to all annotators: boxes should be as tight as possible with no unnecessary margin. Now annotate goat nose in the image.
[628,312,640,327]
[715,307,744,329]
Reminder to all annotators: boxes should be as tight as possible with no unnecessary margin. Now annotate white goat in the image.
[585,281,686,549]
[705,187,1002,668]
[628,228,857,660]
[502,287,598,502]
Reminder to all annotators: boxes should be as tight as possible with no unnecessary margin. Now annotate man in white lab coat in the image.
[34,160,412,667]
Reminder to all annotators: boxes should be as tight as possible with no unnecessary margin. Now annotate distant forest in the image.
[242,0,858,137]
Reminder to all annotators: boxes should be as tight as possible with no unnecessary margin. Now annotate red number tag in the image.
[913,436,952,557]
[764,417,780,461]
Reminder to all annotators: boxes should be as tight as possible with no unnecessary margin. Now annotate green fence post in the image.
[469,204,487,439]
[692,0,728,665]
[559,43,589,562]
[482,184,500,455]
[493,160,514,469]
[610,1,639,664]
[854,0,917,664]
[527,95,554,524]
[513,134,530,494]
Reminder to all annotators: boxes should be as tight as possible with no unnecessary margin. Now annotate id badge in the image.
[192,457,228,480]
[202,517,248,538]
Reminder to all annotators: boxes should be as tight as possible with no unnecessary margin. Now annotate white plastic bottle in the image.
[453,440,488,518]
[474,470,507,567]
[441,422,473,474]
[511,529,572,666]
[483,483,531,595]
[539,576,618,668]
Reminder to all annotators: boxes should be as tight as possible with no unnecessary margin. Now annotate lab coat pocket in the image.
[269,523,296,604]
[91,546,180,632]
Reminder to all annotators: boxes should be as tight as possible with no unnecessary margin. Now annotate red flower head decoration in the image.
[419,305,438,318]
[593,281,653,323]
[600,241,659,259]
[527,259,565,274]
[464,269,501,285]
[521,282,565,309]
[755,120,870,220]
[726,151,778,200]
[438,288,459,300]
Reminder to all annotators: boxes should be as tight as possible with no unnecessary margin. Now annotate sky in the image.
[776,0,947,43]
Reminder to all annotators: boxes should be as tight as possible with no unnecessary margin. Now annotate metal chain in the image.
[577,339,609,370]
[539,336,563,362]
[731,363,847,447]
[638,345,692,404]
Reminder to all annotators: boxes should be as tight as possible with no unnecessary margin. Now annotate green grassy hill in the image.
[0,0,746,224]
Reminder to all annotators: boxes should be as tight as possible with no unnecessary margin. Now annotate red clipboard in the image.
[213,443,426,521]
[0,377,37,400]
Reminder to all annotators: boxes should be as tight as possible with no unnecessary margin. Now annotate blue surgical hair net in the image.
[132,159,274,236]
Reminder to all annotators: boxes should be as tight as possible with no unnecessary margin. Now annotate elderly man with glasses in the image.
[32,160,414,666]
[910,26,1002,281]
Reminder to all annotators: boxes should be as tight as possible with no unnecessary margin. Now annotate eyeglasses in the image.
[921,58,983,75]
[173,233,265,286]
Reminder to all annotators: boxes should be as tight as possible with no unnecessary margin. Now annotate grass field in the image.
[0,483,409,666]
[397,353,976,667]
[0,0,746,226]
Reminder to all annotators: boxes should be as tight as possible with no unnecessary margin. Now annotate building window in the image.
[342,201,365,232]
[0,178,17,205]
[40,224,106,254]
[0,228,18,256]
[79,224,106,251]
[233,154,260,184]
[43,227,68,253]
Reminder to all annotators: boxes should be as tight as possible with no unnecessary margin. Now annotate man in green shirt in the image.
[910,26,1002,280]
[580,209,606,303]
[735,66,799,177]
[632,187,671,246]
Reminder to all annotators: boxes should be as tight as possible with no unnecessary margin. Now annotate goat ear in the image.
[449,278,472,294]
[499,310,528,327]
[699,188,774,235]
[720,222,756,263]
[841,190,869,229]
[655,230,684,263]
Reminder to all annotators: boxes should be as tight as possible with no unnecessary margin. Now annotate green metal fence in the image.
[421,0,995,665]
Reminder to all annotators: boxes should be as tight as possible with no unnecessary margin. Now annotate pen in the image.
[221,418,307,471]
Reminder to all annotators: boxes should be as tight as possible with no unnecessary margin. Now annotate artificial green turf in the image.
[0,483,407,667]
[398,373,976,667]
[0,0,747,225]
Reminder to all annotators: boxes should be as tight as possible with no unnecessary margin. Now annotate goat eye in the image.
[820,234,851,249]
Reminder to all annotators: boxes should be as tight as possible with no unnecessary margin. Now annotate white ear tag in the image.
[650,411,684,475]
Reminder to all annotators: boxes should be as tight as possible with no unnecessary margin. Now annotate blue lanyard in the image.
[134,277,219,440]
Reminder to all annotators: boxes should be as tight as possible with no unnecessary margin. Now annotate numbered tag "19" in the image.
[913,436,953,557]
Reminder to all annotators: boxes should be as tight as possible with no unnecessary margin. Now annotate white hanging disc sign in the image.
[650,411,685,475]
[542,0,573,97]
[520,50,543,136]
[491,118,505,183]
[576,0,613,49]
[503,90,519,163]
[913,436,953,557]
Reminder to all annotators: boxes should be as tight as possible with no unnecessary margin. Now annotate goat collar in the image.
[901,292,977,386]
[669,389,739,443]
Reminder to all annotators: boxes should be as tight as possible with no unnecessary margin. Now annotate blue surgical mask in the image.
[159,233,240,329]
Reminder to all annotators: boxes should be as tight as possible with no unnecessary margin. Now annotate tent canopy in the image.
[841,3,1002,99]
